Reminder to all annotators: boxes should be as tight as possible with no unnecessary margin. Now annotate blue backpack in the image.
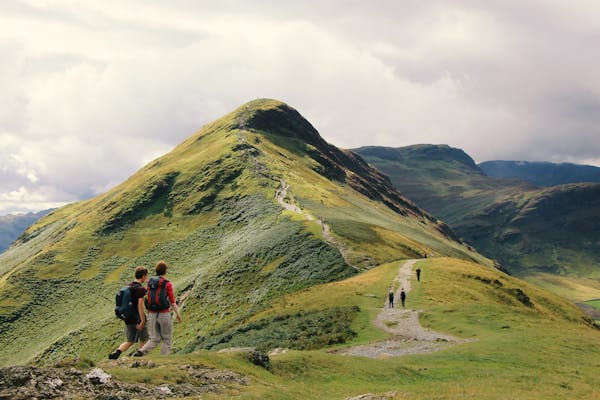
[115,283,139,321]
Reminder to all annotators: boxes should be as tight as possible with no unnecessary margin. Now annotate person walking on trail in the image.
[109,266,149,359]
[388,286,394,308]
[416,268,422,282]
[400,288,406,308]
[134,261,183,357]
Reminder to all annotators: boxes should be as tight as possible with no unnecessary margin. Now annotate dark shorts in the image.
[125,324,149,343]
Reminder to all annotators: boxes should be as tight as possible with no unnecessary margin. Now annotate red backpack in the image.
[146,276,170,311]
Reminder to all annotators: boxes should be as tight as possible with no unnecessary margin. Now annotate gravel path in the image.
[275,179,365,271]
[338,260,475,358]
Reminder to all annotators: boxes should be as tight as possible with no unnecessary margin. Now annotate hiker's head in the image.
[135,266,148,282]
[155,261,168,276]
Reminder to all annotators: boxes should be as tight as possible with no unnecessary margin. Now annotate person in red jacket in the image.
[134,261,182,356]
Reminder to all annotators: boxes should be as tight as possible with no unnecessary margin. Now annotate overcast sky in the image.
[1,0,600,214]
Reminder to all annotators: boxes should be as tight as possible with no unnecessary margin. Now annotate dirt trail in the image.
[275,179,364,271]
[338,259,475,358]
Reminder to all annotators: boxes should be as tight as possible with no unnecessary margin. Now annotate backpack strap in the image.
[158,277,170,309]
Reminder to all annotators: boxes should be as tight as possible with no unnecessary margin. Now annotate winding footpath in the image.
[275,179,365,271]
[339,259,475,358]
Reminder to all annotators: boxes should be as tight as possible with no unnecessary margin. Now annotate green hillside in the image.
[355,145,600,301]
[0,100,486,366]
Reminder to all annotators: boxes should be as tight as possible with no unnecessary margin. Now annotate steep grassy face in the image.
[355,145,600,301]
[0,100,485,366]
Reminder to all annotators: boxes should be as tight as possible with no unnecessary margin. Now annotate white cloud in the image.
[0,0,599,214]
[0,186,70,214]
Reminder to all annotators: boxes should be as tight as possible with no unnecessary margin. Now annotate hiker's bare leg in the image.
[118,342,133,352]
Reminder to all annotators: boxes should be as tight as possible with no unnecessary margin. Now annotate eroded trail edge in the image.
[338,259,475,358]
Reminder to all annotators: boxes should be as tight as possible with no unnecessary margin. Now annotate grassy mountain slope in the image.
[0,100,486,366]
[95,257,600,399]
[480,160,600,186]
[355,145,600,301]
[0,209,52,253]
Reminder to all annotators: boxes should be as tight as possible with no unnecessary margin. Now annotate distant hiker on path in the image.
[134,261,182,357]
[416,268,422,282]
[400,288,406,308]
[388,286,394,308]
[109,266,149,359]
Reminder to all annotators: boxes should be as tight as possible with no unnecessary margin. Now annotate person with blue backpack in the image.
[109,266,149,359]
[134,261,182,356]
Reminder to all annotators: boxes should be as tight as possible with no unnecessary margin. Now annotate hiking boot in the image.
[132,350,144,357]
[108,349,121,360]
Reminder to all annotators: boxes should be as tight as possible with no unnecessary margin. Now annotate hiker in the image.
[388,286,394,308]
[109,266,149,359]
[134,261,182,357]
[400,288,406,308]
[416,268,422,282]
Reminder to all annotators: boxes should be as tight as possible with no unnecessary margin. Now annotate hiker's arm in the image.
[172,302,182,323]
[136,298,146,330]
[167,282,183,322]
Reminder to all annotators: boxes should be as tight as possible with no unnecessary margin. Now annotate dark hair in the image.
[135,266,148,279]
[155,261,168,276]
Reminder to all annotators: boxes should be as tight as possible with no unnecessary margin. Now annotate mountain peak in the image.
[232,98,325,146]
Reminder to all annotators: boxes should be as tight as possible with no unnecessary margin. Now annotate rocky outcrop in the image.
[0,363,248,399]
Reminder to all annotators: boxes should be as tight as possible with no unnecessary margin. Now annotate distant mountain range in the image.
[0,210,53,253]
[355,145,600,301]
[479,160,600,187]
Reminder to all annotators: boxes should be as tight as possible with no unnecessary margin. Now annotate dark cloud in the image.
[0,0,599,214]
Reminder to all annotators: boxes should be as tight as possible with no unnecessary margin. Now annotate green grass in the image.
[584,299,600,311]
[521,273,600,302]
[249,261,401,345]
[91,257,600,399]
[186,306,359,352]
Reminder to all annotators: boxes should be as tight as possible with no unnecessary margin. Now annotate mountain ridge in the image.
[355,144,600,301]
[479,160,600,186]
[358,144,483,174]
